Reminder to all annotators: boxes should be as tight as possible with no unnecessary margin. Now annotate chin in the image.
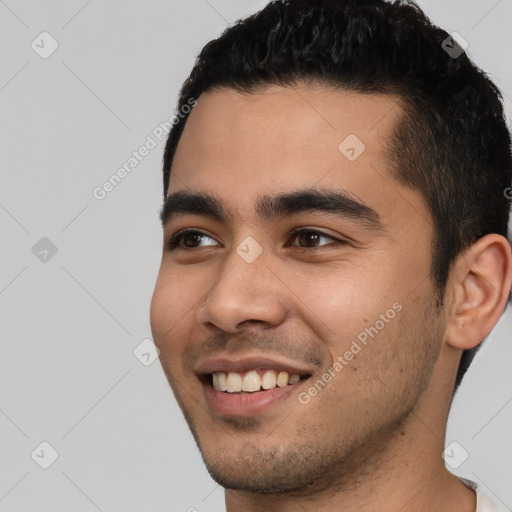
[196,439,337,495]
[204,462,310,494]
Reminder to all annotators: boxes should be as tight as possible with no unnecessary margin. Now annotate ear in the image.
[445,234,512,350]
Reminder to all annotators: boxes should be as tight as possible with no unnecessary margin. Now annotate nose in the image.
[196,249,288,333]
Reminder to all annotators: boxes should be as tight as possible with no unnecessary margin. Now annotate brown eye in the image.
[289,229,342,248]
[168,230,217,250]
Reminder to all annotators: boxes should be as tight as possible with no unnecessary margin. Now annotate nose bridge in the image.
[198,238,287,332]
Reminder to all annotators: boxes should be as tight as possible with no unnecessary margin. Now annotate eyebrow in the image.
[159,187,384,231]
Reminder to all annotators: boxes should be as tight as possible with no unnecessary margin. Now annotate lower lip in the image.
[203,380,306,417]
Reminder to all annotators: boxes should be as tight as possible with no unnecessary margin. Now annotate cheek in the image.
[289,265,389,336]
[149,269,198,348]
[291,266,414,384]
[150,277,190,394]
[150,276,174,341]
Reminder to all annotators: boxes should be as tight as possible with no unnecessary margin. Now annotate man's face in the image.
[150,85,446,493]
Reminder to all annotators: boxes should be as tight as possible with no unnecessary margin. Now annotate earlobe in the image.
[445,234,512,350]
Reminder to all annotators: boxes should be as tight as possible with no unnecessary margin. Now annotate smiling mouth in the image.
[204,369,311,393]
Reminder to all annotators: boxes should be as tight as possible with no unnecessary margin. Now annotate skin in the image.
[150,84,512,511]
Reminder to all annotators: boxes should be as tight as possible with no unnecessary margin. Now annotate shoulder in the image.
[458,477,502,512]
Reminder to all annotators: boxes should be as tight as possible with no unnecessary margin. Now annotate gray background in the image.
[0,1,511,511]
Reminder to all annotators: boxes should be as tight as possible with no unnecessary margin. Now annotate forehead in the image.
[168,84,431,231]
[173,84,401,169]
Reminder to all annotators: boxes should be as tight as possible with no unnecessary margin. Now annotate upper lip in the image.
[195,355,315,376]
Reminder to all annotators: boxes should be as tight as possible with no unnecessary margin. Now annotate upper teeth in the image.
[212,370,301,393]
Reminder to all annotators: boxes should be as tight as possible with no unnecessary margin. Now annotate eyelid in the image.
[288,226,343,246]
[167,228,218,249]
[167,227,346,250]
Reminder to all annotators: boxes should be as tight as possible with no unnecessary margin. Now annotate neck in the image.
[225,345,476,512]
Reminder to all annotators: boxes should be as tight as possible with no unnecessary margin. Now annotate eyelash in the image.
[166,228,346,251]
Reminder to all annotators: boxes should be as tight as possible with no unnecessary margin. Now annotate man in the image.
[150,0,512,510]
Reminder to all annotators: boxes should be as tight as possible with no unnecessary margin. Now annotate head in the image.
[150,0,512,496]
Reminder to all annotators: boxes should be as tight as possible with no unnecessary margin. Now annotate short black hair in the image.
[161,0,512,394]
